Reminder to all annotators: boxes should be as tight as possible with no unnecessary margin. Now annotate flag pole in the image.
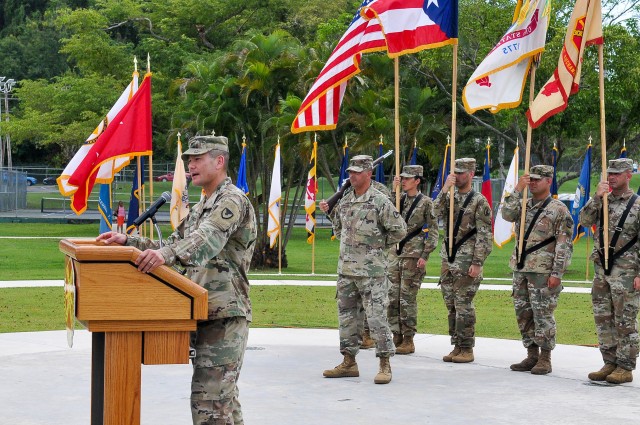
[517,60,537,263]
[448,43,458,257]
[394,57,401,210]
[149,153,154,240]
[277,137,282,275]
[598,43,609,269]
[585,229,590,281]
[135,156,143,236]
[311,134,316,275]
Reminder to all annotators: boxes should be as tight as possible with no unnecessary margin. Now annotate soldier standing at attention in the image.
[580,158,640,384]
[388,165,438,354]
[319,156,406,384]
[434,158,493,363]
[353,155,394,350]
[98,134,257,424]
[501,165,573,375]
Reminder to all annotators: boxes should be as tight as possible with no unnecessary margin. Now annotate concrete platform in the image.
[1,328,639,424]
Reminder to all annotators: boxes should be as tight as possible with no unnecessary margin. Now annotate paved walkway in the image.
[1,328,638,425]
[0,279,592,293]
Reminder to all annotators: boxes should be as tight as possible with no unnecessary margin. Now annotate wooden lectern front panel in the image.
[75,262,193,321]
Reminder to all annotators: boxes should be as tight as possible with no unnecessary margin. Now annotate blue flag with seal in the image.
[410,141,418,165]
[237,141,249,195]
[98,184,112,233]
[126,157,146,234]
[571,144,591,241]
[375,140,385,184]
[431,143,451,199]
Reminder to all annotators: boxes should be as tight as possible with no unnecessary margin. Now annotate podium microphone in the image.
[132,191,172,227]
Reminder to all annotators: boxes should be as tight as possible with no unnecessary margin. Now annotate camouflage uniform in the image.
[127,136,257,425]
[330,165,407,358]
[433,159,493,349]
[501,165,573,352]
[388,166,438,338]
[357,175,394,338]
[579,160,640,372]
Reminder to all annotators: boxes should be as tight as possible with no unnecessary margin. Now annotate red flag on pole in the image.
[68,75,153,214]
[526,0,603,128]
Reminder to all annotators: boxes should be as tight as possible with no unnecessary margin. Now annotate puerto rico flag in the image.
[291,0,458,134]
[361,0,458,57]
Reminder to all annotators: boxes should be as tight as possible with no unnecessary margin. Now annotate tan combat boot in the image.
[374,357,392,384]
[452,347,474,363]
[605,367,633,384]
[510,346,539,372]
[531,348,552,375]
[588,363,617,381]
[443,345,461,362]
[323,354,359,378]
[395,336,415,355]
[360,330,375,349]
[393,332,403,347]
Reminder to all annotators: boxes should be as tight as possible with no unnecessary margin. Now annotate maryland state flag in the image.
[67,75,153,214]
[305,141,318,244]
[527,0,603,128]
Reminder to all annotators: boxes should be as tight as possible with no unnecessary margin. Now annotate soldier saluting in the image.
[434,158,493,364]
[501,165,573,375]
[580,158,640,384]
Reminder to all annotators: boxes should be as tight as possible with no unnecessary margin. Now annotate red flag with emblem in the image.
[527,0,603,128]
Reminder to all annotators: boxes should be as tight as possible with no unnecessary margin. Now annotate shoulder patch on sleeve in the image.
[221,207,234,220]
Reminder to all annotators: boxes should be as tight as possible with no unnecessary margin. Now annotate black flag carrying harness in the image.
[597,194,638,276]
[396,192,424,255]
[443,190,478,263]
[515,197,554,270]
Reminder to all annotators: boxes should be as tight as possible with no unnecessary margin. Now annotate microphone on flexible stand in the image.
[132,191,171,227]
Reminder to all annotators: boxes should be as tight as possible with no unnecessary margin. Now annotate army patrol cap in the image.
[400,165,423,178]
[454,158,476,173]
[606,158,633,173]
[182,134,229,159]
[529,165,554,179]
[346,155,374,172]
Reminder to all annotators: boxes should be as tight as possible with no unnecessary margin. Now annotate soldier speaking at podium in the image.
[98,134,257,424]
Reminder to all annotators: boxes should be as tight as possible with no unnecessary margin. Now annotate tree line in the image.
[1,0,638,267]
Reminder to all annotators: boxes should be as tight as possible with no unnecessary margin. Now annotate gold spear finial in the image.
[134,56,138,73]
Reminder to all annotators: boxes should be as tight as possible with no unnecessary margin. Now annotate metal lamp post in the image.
[0,77,17,171]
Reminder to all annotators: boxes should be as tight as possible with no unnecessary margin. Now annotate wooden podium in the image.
[60,239,208,425]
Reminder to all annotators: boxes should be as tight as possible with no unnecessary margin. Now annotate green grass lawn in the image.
[0,285,598,346]
[0,223,602,345]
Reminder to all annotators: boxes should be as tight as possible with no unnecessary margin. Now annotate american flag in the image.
[291,0,385,134]
[291,0,458,134]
